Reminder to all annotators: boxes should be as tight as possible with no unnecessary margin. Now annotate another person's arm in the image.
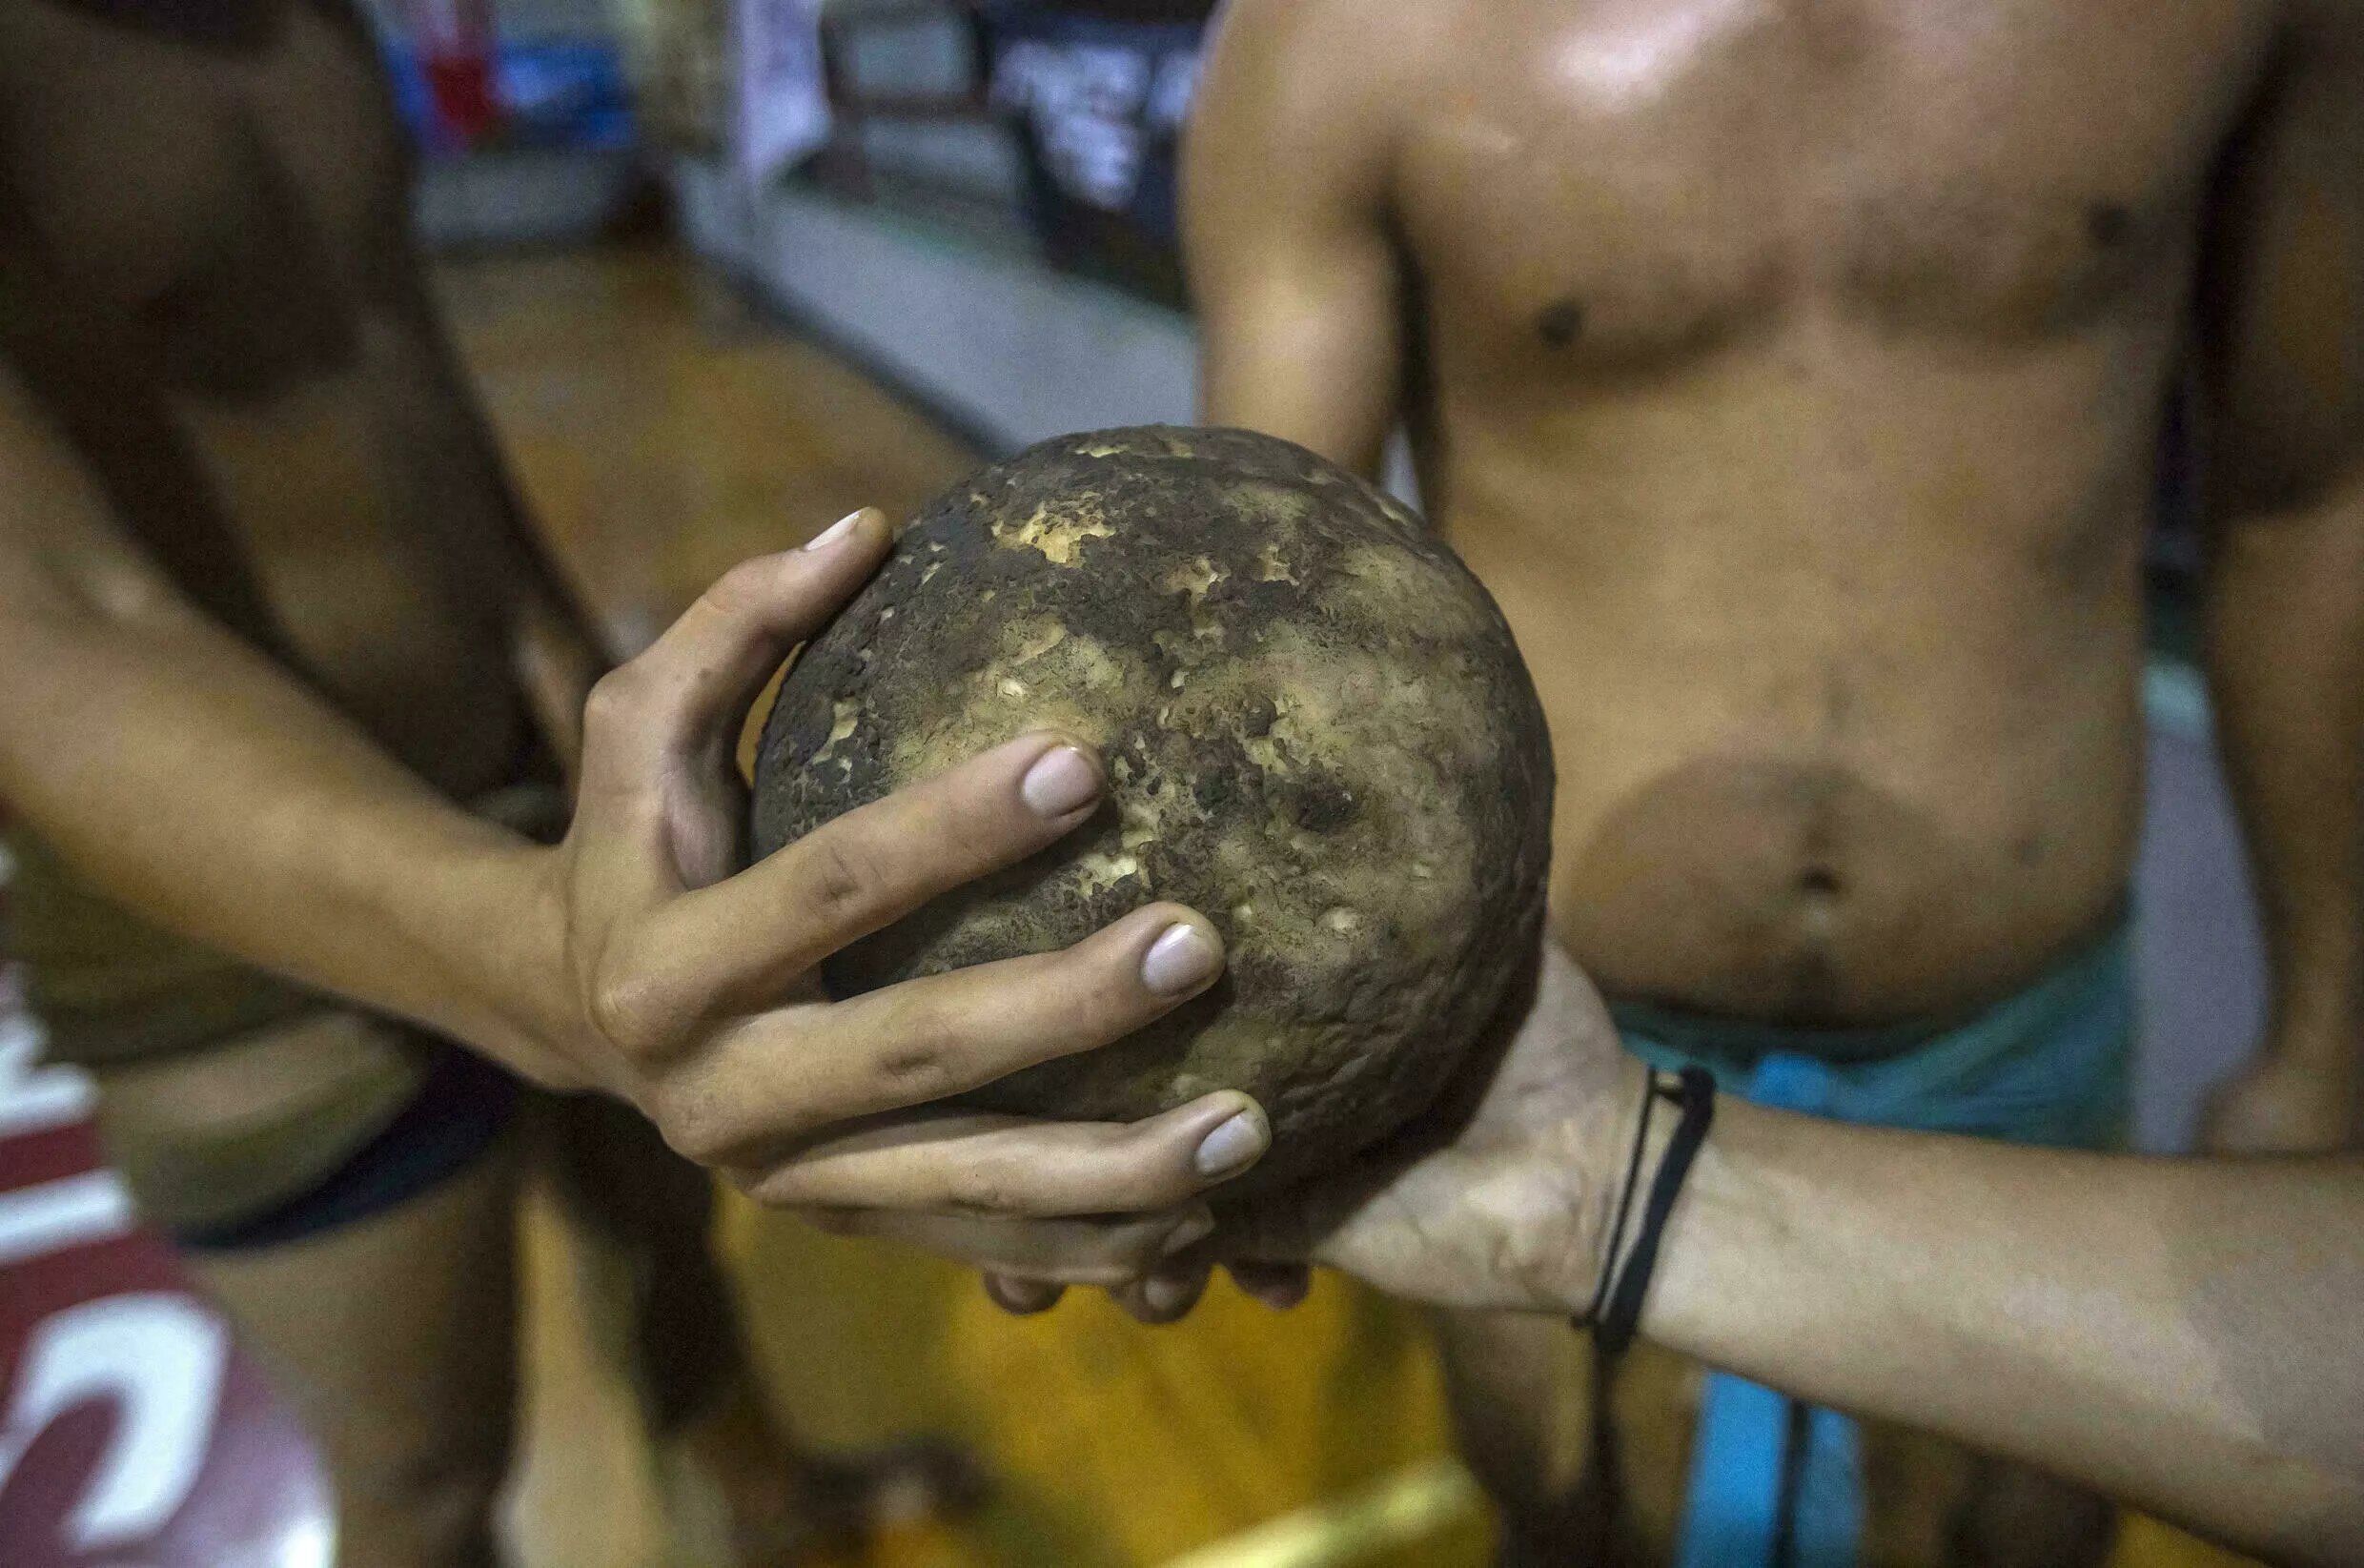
[1229,947,2364,1567]
[2196,1,2364,1153]
[1182,0,1405,475]
[1649,1095,2364,1566]
[0,362,1266,1242]
[371,241,612,775]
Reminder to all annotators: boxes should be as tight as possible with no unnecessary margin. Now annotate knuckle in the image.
[947,1160,1021,1215]
[581,667,648,738]
[653,1092,727,1166]
[867,1029,961,1104]
[586,967,674,1058]
[799,831,886,922]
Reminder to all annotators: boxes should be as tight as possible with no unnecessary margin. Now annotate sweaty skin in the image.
[1186,0,2364,1559]
[0,0,559,793]
[0,4,1263,1562]
[1187,0,2362,1043]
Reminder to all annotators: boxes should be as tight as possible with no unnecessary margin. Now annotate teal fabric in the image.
[1615,925,2135,1568]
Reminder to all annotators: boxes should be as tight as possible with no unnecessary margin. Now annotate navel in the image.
[1535,297,1585,349]
[2085,201,2133,249]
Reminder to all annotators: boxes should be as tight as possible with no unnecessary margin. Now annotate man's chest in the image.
[1394,0,2282,372]
[0,0,412,394]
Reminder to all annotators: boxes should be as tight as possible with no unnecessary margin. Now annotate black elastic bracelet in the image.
[1593,1066,1716,1359]
[1579,1067,1657,1329]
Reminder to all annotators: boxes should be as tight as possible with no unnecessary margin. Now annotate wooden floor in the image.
[438,242,2254,1568]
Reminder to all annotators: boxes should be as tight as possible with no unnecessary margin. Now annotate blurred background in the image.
[0,2,2270,1565]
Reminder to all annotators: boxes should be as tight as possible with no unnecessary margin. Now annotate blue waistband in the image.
[1613,924,2133,1148]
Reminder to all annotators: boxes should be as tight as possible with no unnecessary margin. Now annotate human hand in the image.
[1213,941,1644,1315]
[974,940,1648,1323]
[485,509,1273,1225]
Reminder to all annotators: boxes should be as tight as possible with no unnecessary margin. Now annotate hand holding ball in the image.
[752,427,1552,1191]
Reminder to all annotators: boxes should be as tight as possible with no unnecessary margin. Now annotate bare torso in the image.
[0,0,534,799]
[1376,0,2279,1025]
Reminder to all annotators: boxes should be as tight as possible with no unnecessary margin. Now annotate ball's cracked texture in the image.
[751,426,1553,1191]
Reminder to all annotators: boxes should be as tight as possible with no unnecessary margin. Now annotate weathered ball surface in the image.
[751,426,1552,1190]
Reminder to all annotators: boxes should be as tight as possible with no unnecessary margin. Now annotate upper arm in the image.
[1181,0,1408,477]
[2196,3,2364,521]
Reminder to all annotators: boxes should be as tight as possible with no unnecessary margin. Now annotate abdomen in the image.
[1549,743,2140,1029]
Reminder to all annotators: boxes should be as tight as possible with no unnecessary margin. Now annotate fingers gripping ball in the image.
[751,427,1554,1191]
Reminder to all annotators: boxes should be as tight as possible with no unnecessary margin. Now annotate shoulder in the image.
[1193,0,1456,186]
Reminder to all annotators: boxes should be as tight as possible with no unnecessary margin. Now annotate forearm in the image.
[1639,1101,2364,1564]
[2204,482,2364,1057]
[0,575,561,1071]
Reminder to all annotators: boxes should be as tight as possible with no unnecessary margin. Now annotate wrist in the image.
[1580,1066,1719,1354]
[403,826,586,1084]
[1558,1053,1644,1315]
[1628,1097,1800,1355]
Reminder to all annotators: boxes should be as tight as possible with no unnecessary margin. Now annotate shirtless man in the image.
[1177,0,2364,1561]
[0,3,1265,1564]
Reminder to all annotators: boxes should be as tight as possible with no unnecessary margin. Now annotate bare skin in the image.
[1224,943,2364,1568]
[1158,0,2364,1558]
[0,2,1270,1561]
[1184,0,2362,1036]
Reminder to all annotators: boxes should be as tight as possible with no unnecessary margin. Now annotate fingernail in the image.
[1194,1109,1269,1179]
[1141,923,1219,996]
[801,508,870,552]
[1144,1273,1195,1315]
[1162,1209,1216,1255]
[1020,744,1101,818]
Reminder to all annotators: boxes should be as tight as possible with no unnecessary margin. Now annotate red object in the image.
[405,0,505,147]
[0,972,334,1568]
